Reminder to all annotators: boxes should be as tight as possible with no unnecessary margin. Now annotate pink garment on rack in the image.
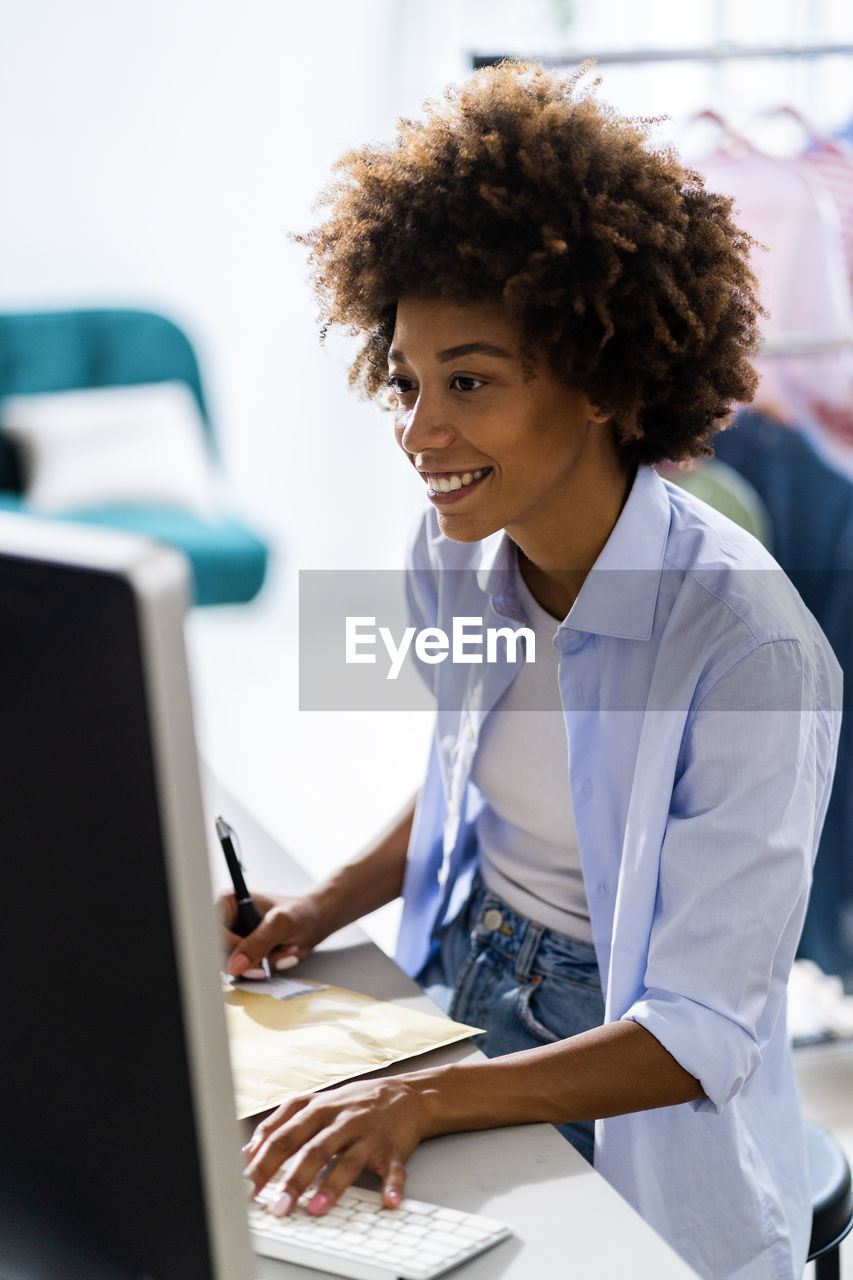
[692,145,853,455]
[800,140,853,296]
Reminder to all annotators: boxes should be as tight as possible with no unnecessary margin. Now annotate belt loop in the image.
[514,922,544,982]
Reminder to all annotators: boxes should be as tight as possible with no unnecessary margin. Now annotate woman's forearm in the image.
[410,1020,703,1138]
[307,791,417,935]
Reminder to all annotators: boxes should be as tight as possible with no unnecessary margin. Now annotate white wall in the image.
[0,0,430,583]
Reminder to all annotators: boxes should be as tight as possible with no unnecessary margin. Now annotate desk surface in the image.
[205,773,698,1280]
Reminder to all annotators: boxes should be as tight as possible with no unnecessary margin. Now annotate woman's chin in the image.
[435,511,501,543]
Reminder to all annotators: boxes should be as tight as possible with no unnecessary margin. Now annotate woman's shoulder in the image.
[659,471,780,575]
[658,473,839,689]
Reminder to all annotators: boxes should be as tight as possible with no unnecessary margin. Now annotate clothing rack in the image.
[472,42,853,70]
[472,42,853,357]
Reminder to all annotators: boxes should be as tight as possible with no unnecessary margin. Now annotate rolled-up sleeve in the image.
[623,638,840,1113]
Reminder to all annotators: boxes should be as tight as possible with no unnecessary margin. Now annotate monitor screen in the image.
[0,516,253,1280]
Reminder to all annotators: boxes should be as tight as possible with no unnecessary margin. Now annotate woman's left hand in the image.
[243,1075,428,1216]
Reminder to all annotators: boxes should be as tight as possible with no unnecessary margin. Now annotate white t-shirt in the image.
[471,566,592,943]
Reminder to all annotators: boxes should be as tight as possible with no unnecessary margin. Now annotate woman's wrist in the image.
[401,1062,507,1140]
[303,856,400,940]
[303,874,361,940]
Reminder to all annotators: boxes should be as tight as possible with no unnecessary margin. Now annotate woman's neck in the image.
[513,459,636,620]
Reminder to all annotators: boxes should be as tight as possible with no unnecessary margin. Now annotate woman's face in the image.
[389,295,617,545]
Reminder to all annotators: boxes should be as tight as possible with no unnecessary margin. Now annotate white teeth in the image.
[430,468,487,493]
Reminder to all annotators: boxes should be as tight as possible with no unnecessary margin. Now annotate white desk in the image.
[205,774,698,1279]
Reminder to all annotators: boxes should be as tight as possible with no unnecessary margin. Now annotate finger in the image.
[218,892,239,930]
[246,1099,316,1192]
[252,1115,334,1192]
[218,891,244,954]
[226,949,266,979]
[218,890,237,915]
[223,930,267,978]
[381,1159,406,1209]
[305,1150,366,1215]
[225,912,297,976]
[252,1095,311,1152]
[266,1136,349,1217]
[230,945,298,981]
[227,934,299,978]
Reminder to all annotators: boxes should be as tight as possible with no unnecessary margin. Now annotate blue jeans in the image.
[417,875,605,1165]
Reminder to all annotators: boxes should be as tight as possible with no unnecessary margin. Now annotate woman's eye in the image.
[452,375,485,392]
[386,375,416,397]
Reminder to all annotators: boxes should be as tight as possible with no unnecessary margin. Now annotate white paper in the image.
[224,973,327,1001]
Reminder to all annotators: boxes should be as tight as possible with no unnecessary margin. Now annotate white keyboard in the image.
[248,1178,513,1280]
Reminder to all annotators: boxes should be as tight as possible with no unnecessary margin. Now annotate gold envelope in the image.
[224,983,482,1119]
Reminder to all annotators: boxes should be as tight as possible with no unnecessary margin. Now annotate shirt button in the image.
[483,908,504,932]
[597,882,609,896]
[447,797,459,816]
[464,723,475,740]
[582,779,593,798]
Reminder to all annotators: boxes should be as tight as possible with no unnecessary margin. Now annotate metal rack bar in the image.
[761,328,853,357]
[472,42,853,69]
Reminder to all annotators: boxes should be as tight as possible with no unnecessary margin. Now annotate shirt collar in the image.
[475,466,670,641]
[475,527,523,620]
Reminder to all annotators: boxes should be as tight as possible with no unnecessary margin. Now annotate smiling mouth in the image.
[424,467,492,494]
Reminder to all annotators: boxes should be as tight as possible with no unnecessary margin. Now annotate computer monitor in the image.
[0,514,254,1280]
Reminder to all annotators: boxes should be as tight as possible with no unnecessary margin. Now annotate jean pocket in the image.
[448,937,496,1028]
[515,980,562,1044]
[514,972,605,1045]
[535,938,602,988]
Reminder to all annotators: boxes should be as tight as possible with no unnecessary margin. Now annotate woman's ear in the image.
[590,404,612,424]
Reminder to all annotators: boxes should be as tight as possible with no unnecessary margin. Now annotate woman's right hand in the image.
[219,890,328,979]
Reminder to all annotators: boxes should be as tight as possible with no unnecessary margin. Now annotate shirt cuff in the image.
[622,990,762,1114]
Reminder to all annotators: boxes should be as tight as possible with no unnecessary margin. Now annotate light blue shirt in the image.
[396,466,842,1280]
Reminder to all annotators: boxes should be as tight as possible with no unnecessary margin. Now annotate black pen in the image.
[215,815,271,979]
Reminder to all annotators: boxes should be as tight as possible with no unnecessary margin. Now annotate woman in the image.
[225,63,841,1279]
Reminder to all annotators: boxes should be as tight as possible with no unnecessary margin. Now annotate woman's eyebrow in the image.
[388,341,513,364]
[437,342,513,362]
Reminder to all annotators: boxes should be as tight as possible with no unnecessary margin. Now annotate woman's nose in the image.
[397,392,456,455]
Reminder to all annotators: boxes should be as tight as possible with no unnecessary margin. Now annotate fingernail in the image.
[386,1188,401,1206]
[243,966,268,980]
[273,955,299,972]
[270,1191,294,1218]
[241,1141,256,1153]
[227,954,250,977]
[307,1192,330,1215]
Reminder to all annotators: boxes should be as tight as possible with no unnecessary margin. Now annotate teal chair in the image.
[0,309,269,605]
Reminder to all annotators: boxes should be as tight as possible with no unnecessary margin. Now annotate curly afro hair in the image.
[298,61,762,465]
